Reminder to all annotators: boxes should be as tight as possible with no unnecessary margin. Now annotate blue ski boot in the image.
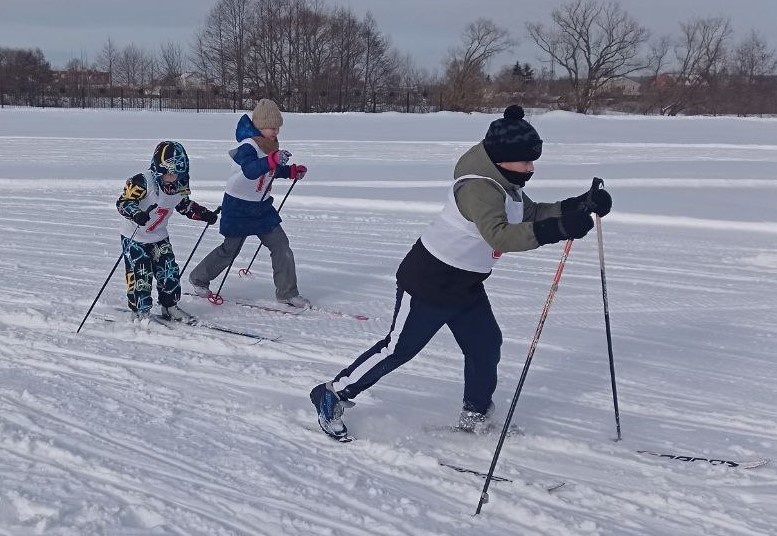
[310,382,354,442]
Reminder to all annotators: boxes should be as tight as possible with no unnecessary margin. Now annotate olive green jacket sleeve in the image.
[452,142,562,253]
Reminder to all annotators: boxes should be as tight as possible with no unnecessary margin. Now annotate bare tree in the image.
[95,38,118,86]
[527,0,648,113]
[159,42,186,86]
[732,30,777,84]
[114,44,156,88]
[65,55,89,90]
[359,13,401,111]
[245,0,287,102]
[728,30,777,115]
[287,0,335,111]
[0,47,51,92]
[646,36,672,80]
[327,6,366,111]
[659,16,732,115]
[194,0,252,96]
[443,18,514,112]
[637,36,673,113]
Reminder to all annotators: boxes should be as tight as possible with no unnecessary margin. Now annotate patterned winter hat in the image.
[150,141,190,194]
[483,105,543,163]
[251,99,284,130]
[151,141,188,175]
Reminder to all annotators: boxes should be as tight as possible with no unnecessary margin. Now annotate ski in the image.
[637,450,770,469]
[304,425,355,443]
[439,462,566,491]
[185,292,369,321]
[195,320,280,342]
[234,299,369,321]
[232,300,305,316]
[307,305,369,321]
[152,314,280,342]
[101,309,278,342]
[96,312,174,330]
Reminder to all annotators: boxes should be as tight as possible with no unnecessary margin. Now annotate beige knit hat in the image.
[251,99,283,129]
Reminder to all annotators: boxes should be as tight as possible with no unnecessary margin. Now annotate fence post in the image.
[121,87,124,111]
[158,92,162,112]
[406,91,410,113]
[196,89,200,113]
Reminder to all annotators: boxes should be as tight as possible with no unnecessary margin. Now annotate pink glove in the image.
[290,164,307,181]
[267,149,292,170]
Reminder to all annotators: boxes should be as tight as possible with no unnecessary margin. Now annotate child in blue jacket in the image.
[188,99,309,307]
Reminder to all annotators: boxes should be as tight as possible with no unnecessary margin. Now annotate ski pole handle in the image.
[587,177,604,205]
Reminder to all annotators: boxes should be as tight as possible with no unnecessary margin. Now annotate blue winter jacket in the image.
[219,114,282,237]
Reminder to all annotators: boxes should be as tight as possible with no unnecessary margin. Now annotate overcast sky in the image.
[1,0,776,72]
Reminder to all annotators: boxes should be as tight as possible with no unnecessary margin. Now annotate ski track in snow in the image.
[0,109,776,535]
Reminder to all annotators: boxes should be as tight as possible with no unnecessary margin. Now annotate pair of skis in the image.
[438,450,769,492]
[313,424,769,491]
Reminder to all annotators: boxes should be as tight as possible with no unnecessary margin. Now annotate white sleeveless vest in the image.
[225,138,272,202]
[420,175,524,273]
[119,171,185,243]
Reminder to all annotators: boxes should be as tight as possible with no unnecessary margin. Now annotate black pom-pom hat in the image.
[483,105,543,163]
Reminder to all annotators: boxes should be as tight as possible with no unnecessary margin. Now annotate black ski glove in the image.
[560,188,612,217]
[132,211,151,226]
[202,209,218,225]
[533,212,594,246]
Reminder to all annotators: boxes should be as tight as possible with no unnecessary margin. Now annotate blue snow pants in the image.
[333,286,502,414]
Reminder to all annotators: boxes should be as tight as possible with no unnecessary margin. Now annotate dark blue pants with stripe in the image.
[333,286,502,414]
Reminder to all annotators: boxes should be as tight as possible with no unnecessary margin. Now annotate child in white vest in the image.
[117,141,218,323]
[188,99,310,308]
[310,105,613,441]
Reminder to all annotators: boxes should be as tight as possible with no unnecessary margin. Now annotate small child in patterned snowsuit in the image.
[116,141,218,322]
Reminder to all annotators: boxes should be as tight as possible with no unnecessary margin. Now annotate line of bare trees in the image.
[190,0,413,112]
[2,0,776,115]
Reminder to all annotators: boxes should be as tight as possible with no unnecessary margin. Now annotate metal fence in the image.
[0,86,443,114]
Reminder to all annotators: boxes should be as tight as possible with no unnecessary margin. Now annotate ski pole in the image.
[76,204,157,333]
[592,179,621,440]
[239,177,300,276]
[475,178,600,515]
[209,174,277,304]
[180,206,221,278]
[475,237,574,515]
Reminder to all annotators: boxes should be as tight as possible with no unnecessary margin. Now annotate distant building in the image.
[52,69,110,87]
[179,72,207,90]
[600,76,641,95]
[652,73,677,88]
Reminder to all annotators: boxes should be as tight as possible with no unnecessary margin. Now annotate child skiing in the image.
[117,140,219,323]
[310,105,612,441]
[188,98,310,307]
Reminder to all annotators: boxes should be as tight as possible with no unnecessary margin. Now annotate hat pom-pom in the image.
[504,105,525,120]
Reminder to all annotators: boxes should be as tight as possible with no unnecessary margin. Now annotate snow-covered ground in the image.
[1,107,776,535]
